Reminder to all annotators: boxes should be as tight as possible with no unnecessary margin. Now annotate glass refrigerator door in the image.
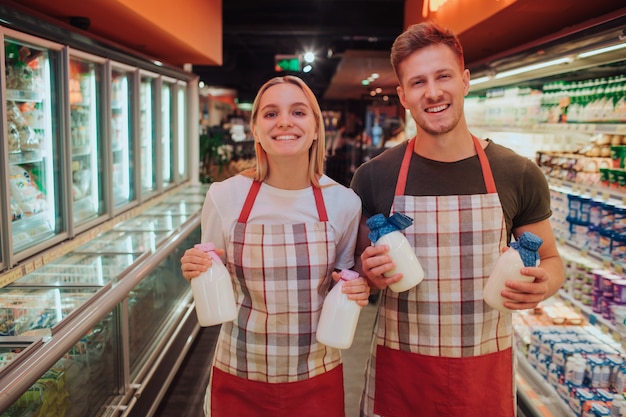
[111,64,136,210]
[161,79,174,189]
[177,81,188,182]
[69,54,105,228]
[139,73,157,198]
[3,34,65,257]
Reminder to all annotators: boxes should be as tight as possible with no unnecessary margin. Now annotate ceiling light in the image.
[303,52,315,63]
[469,76,491,86]
[429,0,449,12]
[302,64,312,73]
[494,57,572,79]
[577,42,626,58]
[371,73,380,79]
[361,79,370,86]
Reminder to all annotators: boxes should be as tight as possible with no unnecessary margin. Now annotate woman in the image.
[180,75,369,417]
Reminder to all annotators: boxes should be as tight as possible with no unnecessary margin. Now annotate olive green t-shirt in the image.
[351,140,552,241]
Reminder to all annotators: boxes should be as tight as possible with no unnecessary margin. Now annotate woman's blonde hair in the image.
[242,75,326,187]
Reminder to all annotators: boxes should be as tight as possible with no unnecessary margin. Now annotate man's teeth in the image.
[426,104,447,113]
[275,135,297,140]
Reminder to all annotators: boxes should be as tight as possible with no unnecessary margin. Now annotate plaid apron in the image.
[207,180,344,417]
[361,136,515,417]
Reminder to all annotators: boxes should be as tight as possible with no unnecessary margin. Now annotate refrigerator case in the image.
[177,81,189,183]
[161,79,174,189]
[68,53,106,228]
[111,64,136,210]
[139,73,158,198]
[3,34,66,258]
[0,187,208,416]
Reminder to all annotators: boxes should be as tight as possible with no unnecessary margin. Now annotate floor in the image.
[154,301,379,417]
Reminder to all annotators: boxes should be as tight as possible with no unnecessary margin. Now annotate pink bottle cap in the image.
[195,242,216,253]
[339,269,359,281]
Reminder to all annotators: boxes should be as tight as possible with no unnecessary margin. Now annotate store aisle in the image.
[154,301,378,417]
[342,301,378,416]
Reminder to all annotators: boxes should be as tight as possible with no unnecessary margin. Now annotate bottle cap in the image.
[510,232,543,267]
[195,242,216,253]
[366,212,414,242]
[339,269,359,281]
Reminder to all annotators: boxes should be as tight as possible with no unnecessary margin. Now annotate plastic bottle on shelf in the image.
[316,269,362,349]
[190,242,238,327]
[483,232,543,313]
[366,212,424,292]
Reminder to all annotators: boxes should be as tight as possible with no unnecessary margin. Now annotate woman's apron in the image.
[361,136,515,417]
[206,180,345,417]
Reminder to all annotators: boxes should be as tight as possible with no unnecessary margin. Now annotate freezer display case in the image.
[139,73,158,198]
[72,229,169,255]
[8,252,138,288]
[161,79,174,189]
[0,186,206,416]
[128,229,197,378]
[113,213,191,233]
[0,309,115,417]
[3,33,66,258]
[68,53,106,228]
[177,81,189,183]
[111,64,136,211]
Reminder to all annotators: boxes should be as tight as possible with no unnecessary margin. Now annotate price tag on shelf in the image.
[0,268,23,287]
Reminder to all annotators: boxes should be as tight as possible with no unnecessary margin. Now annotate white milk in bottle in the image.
[191,242,238,326]
[366,213,424,292]
[316,269,362,349]
[483,232,542,313]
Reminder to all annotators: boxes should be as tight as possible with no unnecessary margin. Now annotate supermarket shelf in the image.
[515,350,576,417]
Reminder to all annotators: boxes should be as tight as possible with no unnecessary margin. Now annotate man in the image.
[351,22,564,417]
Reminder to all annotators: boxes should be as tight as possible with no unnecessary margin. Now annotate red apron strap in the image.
[238,180,262,223]
[394,138,415,196]
[394,136,497,196]
[238,180,329,223]
[472,135,497,194]
[312,185,328,222]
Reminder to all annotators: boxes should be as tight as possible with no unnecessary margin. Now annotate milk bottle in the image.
[316,269,362,349]
[366,213,424,292]
[190,242,238,326]
[483,232,543,313]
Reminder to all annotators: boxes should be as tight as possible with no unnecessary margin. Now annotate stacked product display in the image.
[0,4,204,417]
[466,23,626,416]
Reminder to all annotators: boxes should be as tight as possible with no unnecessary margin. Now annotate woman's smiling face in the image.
[252,82,318,160]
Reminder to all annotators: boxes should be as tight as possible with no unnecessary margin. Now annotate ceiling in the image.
[195,0,406,103]
[194,0,626,103]
[6,0,626,104]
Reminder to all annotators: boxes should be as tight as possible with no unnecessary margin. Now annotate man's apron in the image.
[361,137,515,417]
[206,180,345,417]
